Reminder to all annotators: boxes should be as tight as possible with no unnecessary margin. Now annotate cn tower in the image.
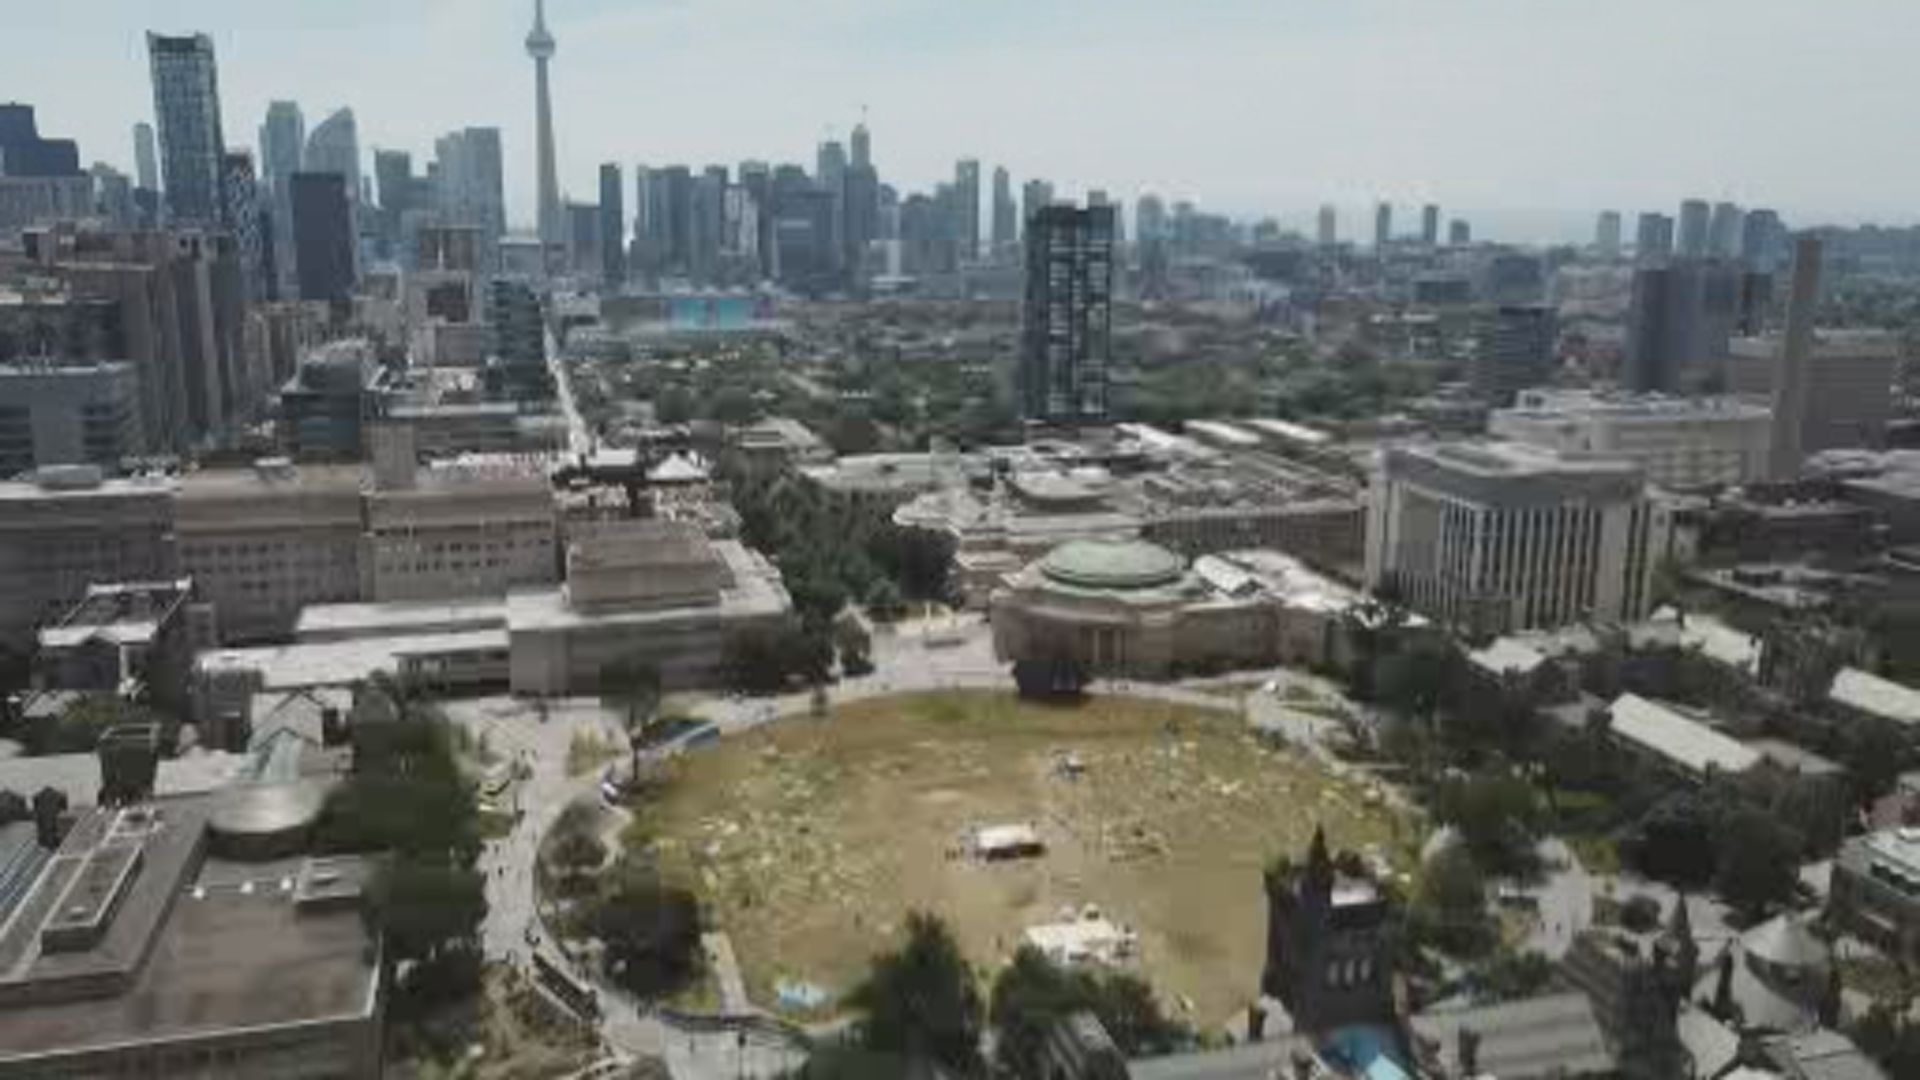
[526,0,561,250]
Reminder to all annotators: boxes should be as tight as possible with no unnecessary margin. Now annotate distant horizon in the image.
[15,0,1920,244]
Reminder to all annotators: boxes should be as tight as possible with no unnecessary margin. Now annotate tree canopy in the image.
[848,912,984,1076]
[988,946,1185,1078]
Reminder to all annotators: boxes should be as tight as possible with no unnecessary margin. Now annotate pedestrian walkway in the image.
[703,932,751,1014]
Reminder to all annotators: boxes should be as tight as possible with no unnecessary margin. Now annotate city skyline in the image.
[15,0,1920,243]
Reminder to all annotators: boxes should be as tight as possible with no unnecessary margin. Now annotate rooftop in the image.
[195,629,509,690]
[1607,693,1761,777]
[38,579,192,652]
[0,810,378,1061]
[1039,539,1187,592]
[1408,992,1614,1079]
[1829,667,1920,726]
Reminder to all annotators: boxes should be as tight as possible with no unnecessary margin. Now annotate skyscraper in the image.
[258,102,304,285]
[304,108,360,202]
[1374,202,1392,251]
[1741,208,1782,271]
[1769,235,1822,480]
[258,101,305,209]
[146,32,226,223]
[372,149,414,253]
[816,140,847,271]
[1020,179,1053,237]
[1626,261,1738,393]
[132,121,158,192]
[1317,204,1337,247]
[434,127,506,261]
[526,0,562,248]
[292,172,356,303]
[1677,198,1710,258]
[1595,211,1623,259]
[843,160,879,279]
[1421,204,1440,247]
[1635,212,1674,264]
[221,151,271,301]
[599,163,625,285]
[953,159,981,263]
[991,166,1016,254]
[849,122,872,171]
[1448,219,1470,246]
[1470,304,1559,405]
[1707,201,1742,258]
[1021,205,1114,426]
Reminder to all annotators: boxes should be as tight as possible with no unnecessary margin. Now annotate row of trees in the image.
[794,912,1188,1079]
[316,678,488,1020]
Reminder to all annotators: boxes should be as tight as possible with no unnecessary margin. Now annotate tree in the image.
[601,658,663,737]
[1414,843,1493,956]
[986,947,1183,1078]
[849,911,984,1076]
[588,857,704,998]
[601,657,663,780]
[722,625,801,694]
[834,615,874,678]
[1434,770,1543,878]
[1714,807,1802,919]
[864,578,906,623]
[548,801,608,881]
[1622,793,1717,890]
[368,859,487,968]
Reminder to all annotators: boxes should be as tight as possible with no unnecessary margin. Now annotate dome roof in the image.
[210,780,329,841]
[1040,539,1185,591]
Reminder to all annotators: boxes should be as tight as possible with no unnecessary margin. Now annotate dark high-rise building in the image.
[1677,198,1710,258]
[690,167,726,284]
[1374,202,1392,250]
[373,149,416,258]
[816,141,847,272]
[1471,304,1559,405]
[221,151,271,301]
[132,121,158,192]
[843,162,878,278]
[1421,203,1440,247]
[291,172,355,303]
[1595,211,1623,259]
[1448,219,1470,246]
[1625,260,1739,393]
[1020,205,1114,426]
[486,277,551,400]
[953,159,981,263]
[146,33,227,223]
[1316,204,1337,247]
[0,104,81,176]
[598,163,625,285]
[1635,212,1674,264]
[991,166,1016,254]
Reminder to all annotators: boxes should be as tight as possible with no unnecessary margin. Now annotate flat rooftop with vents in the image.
[0,796,382,1077]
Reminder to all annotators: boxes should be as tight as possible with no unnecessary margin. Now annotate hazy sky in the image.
[13,0,1919,242]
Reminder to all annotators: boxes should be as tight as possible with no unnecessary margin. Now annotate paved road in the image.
[547,326,591,456]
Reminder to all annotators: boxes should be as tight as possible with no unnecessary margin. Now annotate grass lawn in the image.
[638,690,1415,1029]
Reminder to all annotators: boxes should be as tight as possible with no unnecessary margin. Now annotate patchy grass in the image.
[640,691,1415,1030]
